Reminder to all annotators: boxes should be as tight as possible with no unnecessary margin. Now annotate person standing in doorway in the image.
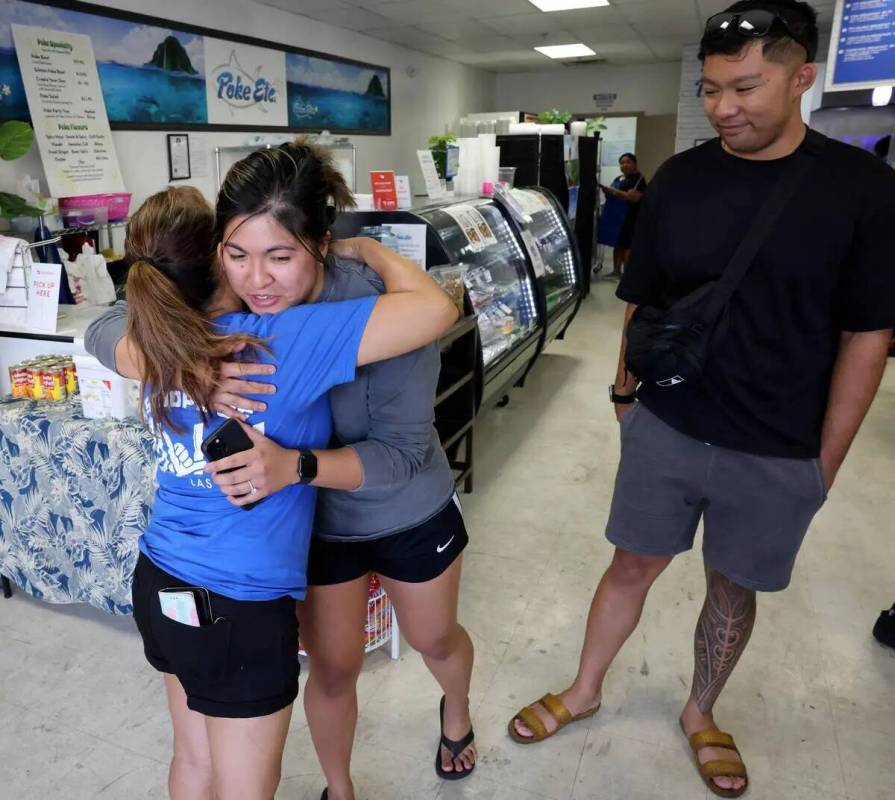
[508,2,895,797]
[597,153,647,278]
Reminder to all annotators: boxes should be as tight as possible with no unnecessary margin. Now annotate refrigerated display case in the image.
[334,198,542,411]
[501,187,582,353]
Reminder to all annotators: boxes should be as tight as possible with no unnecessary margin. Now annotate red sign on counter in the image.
[370,170,398,210]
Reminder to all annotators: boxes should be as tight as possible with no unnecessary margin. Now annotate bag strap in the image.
[699,129,826,326]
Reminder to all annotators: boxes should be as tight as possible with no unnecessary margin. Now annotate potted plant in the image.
[0,121,44,221]
[428,134,457,180]
[537,108,572,126]
[585,116,607,136]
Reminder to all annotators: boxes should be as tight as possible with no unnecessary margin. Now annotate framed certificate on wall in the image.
[167,134,191,181]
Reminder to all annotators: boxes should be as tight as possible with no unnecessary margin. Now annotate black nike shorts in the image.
[307,495,469,586]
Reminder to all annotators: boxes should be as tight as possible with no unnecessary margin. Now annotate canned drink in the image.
[63,360,78,395]
[40,362,67,402]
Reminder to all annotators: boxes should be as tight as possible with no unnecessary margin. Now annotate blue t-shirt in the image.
[139,296,377,601]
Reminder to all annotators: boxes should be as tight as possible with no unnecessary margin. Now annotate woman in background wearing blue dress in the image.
[597,152,647,279]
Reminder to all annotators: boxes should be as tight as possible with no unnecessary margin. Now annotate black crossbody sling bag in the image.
[625,130,825,389]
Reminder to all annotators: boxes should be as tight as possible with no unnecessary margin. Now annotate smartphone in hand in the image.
[201,418,260,511]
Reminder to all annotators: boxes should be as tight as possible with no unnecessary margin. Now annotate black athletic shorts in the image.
[307,495,468,586]
[131,552,300,718]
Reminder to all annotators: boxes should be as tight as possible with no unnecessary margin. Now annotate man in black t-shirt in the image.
[508,3,895,797]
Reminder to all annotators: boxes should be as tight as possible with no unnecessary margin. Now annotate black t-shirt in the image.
[618,131,895,458]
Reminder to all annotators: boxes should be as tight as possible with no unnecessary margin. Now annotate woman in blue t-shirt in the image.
[597,152,647,278]
[109,182,458,799]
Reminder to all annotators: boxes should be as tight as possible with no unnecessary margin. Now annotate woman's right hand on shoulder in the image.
[211,346,278,421]
[330,237,370,264]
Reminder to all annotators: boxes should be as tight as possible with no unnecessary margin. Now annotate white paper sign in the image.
[417,150,445,198]
[26,262,62,332]
[12,25,124,197]
[395,175,412,209]
[443,204,498,253]
[205,38,287,126]
[359,223,427,270]
[520,229,547,278]
[675,44,717,153]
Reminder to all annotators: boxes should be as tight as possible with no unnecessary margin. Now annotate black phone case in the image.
[200,419,260,511]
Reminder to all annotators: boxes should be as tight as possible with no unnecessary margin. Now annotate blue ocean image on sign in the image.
[0,0,206,124]
[286,53,389,133]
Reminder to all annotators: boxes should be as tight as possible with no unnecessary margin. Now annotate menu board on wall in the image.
[827,0,895,91]
[11,23,124,197]
[0,0,391,135]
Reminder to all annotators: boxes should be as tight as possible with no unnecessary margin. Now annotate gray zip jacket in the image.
[84,255,455,540]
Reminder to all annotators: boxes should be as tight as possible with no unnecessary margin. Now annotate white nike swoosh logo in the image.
[436,536,455,554]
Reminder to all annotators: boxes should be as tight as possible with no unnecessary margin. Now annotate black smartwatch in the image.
[296,450,318,485]
[609,385,636,405]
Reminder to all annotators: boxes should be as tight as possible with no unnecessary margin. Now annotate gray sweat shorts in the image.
[605,403,827,592]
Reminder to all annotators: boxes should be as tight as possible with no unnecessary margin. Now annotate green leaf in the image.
[0,191,43,218]
[0,120,34,161]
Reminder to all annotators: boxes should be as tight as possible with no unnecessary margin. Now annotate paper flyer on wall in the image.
[12,24,124,197]
[442,204,498,253]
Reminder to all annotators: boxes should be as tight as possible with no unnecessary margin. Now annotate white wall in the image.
[496,62,682,118]
[1,0,496,212]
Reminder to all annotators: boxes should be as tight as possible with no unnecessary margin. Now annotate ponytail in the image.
[126,260,262,432]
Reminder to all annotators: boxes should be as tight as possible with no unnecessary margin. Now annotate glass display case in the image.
[333,197,544,410]
[498,187,582,352]
[416,201,539,373]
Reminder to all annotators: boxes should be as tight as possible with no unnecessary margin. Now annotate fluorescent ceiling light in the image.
[872,85,893,107]
[529,0,611,10]
[535,43,597,59]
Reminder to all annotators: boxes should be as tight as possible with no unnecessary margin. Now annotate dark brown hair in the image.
[699,1,819,63]
[217,139,355,261]
[125,186,263,431]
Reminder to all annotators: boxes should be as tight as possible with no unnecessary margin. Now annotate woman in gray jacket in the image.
[89,144,476,800]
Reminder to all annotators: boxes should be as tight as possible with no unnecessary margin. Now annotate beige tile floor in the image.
[1,278,893,799]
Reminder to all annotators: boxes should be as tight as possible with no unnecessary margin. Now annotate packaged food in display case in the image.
[430,265,468,314]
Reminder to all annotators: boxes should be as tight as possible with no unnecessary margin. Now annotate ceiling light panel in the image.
[534,43,597,58]
[528,0,610,10]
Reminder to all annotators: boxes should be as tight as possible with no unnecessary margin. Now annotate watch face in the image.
[299,452,318,482]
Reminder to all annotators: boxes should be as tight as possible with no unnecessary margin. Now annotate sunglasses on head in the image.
[704,9,815,61]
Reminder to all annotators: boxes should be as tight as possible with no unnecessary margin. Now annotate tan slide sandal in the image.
[508,693,599,745]
[682,724,749,798]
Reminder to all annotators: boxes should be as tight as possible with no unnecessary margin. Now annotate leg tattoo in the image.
[691,566,757,714]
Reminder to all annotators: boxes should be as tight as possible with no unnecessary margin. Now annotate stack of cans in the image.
[9,356,78,402]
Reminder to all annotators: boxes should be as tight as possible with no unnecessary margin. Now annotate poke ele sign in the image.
[204,38,287,127]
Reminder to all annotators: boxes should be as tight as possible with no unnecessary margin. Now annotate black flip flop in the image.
[435,695,476,781]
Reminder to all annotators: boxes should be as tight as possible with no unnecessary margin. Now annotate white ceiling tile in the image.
[301,5,393,30]
[644,36,688,60]
[477,13,567,35]
[509,31,582,48]
[575,23,641,43]
[631,18,704,38]
[619,0,700,23]
[415,18,499,40]
[371,1,457,25]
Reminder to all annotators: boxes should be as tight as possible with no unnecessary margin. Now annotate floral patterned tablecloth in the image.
[0,397,155,614]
